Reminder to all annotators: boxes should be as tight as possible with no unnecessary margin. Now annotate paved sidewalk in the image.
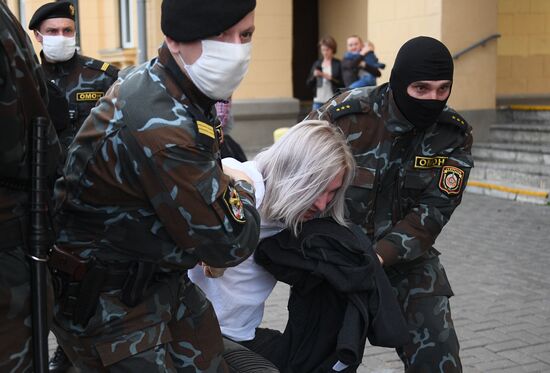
[261,193,550,372]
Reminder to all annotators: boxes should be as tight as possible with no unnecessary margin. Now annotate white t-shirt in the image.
[313,64,333,103]
[188,158,283,342]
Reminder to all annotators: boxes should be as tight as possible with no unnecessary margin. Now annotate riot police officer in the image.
[29,1,118,162]
[50,0,263,371]
[308,36,474,372]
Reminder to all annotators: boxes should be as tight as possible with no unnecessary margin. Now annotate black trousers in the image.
[223,335,280,373]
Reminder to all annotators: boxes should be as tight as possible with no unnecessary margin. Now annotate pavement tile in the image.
[475,358,520,371]
[496,349,540,365]
[486,339,530,352]
[521,362,550,372]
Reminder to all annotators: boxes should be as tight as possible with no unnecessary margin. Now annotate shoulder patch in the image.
[329,99,364,120]
[437,110,469,133]
[224,185,246,223]
[439,165,465,195]
[85,58,119,78]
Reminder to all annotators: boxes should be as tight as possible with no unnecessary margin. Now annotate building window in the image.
[119,0,135,48]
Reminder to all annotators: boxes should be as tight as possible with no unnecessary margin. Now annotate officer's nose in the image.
[427,89,438,100]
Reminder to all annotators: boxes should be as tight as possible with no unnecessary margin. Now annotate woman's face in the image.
[320,45,334,60]
[301,170,345,221]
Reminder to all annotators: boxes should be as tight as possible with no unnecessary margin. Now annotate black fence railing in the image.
[453,33,501,60]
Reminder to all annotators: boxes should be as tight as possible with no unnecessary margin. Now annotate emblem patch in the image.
[224,186,246,223]
[439,166,464,195]
[76,91,104,102]
[414,156,448,169]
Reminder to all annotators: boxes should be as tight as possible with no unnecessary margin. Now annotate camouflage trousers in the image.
[0,246,53,373]
[52,272,228,373]
[388,256,462,373]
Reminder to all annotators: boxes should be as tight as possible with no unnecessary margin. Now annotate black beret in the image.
[161,0,256,42]
[29,1,76,30]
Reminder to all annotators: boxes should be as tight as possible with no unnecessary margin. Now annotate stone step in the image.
[473,142,550,165]
[470,160,550,190]
[230,98,300,157]
[497,106,550,123]
[466,179,549,204]
[490,123,550,144]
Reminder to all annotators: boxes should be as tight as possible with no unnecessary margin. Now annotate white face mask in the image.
[179,40,251,101]
[39,33,76,62]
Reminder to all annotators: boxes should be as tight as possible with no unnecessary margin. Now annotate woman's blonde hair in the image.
[254,120,355,235]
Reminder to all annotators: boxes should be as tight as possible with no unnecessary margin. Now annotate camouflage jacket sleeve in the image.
[375,121,474,266]
[146,139,261,268]
[307,92,475,267]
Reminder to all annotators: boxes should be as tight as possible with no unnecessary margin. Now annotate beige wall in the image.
[233,0,293,99]
[368,0,498,111]
[497,0,550,96]
[6,0,18,15]
[145,0,162,59]
[319,0,368,59]
[368,0,442,84]
[442,0,498,110]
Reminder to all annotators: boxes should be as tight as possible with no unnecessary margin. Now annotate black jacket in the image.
[306,58,344,99]
[255,218,409,373]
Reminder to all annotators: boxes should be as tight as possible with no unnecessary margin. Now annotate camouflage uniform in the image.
[41,51,118,163]
[51,44,260,372]
[308,84,474,372]
[0,3,60,372]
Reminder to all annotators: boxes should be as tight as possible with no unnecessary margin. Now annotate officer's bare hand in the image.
[203,265,226,278]
[223,165,253,185]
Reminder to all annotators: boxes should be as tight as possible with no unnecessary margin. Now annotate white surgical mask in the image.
[39,33,76,62]
[179,40,251,100]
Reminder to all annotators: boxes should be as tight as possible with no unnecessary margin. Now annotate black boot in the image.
[48,345,72,372]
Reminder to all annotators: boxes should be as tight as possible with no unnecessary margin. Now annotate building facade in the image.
[7,0,550,144]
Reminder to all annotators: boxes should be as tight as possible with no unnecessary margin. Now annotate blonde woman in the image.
[189,120,353,339]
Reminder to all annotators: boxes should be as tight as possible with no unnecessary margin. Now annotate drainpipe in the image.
[137,0,147,63]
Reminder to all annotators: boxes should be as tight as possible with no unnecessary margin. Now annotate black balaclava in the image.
[389,36,453,130]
